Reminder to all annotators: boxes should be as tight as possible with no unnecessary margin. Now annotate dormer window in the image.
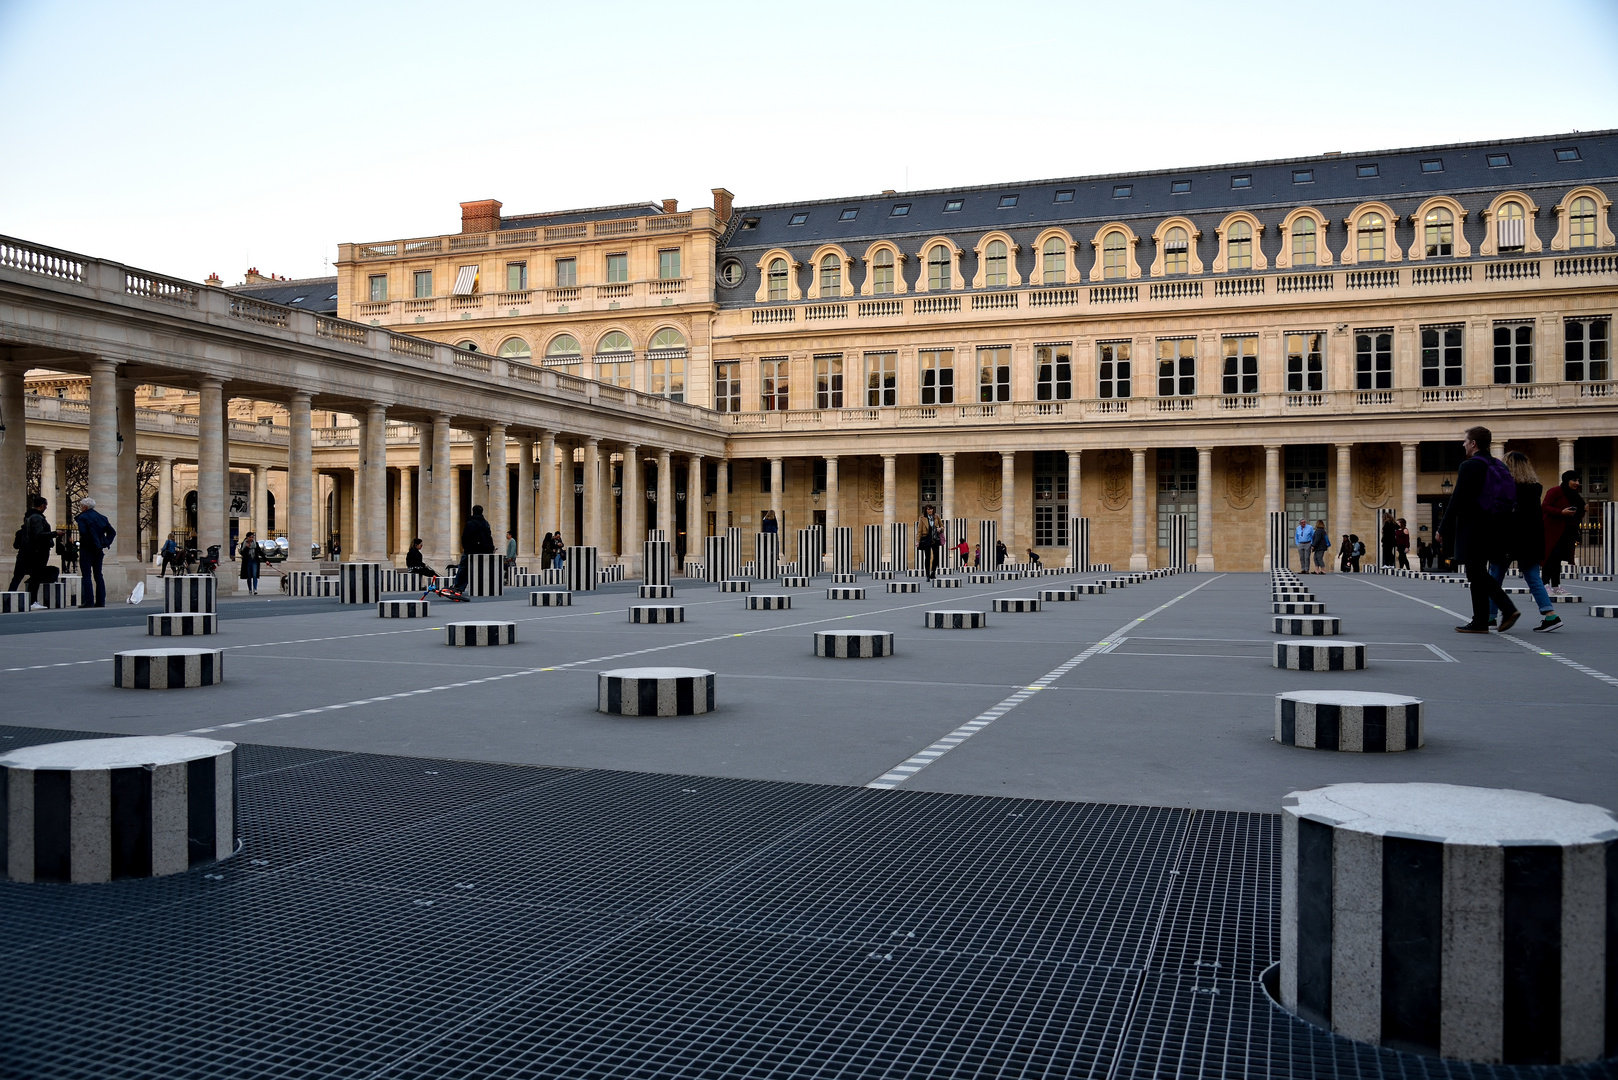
[1292,170,1313,184]
[1231,175,1251,189]
[741,217,759,230]
[1054,189,1074,203]
[788,213,808,226]
[998,194,1019,208]
[1113,185,1132,198]
[943,199,963,212]
[839,208,858,221]
[1163,227,1189,274]
[1356,163,1379,178]
[890,203,911,217]
[1555,147,1581,162]
[1487,153,1511,168]
[1170,180,1191,194]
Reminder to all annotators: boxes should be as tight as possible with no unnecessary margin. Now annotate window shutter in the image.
[1498,217,1525,249]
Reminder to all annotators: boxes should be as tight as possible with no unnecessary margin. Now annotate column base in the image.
[1196,554,1216,571]
[1129,553,1148,571]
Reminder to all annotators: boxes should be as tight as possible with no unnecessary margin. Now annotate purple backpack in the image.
[1478,456,1516,515]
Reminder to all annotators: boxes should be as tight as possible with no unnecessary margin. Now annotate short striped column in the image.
[704,535,734,584]
[281,571,319,597]
[831,573,858,584]
[747,594,791,610]
[814,630,894,658]
[862,524,883,573]
[529,590,572,606]
[1275,691,1422,752]
[933,577,962,588]
[870,568,895,580]
[1273,615,1341,636]
[832,526,854,574]
[1071,582,1107,594]
[1274,640,1366,670]
[779,575,810,588]
[996,570,1024,581]
[925,610,987,629]
[114,648,223,689]
[967,573,995,584]
[826,587,865,600]
[1590,605,1616,617]
[718,579,750,593]
[378,600,430,618]
[446,622,515,646]
[566,546,598,591]
[542,567,567,586]
[889,522,911,573]
[458,554,502,597]
[629,605,684,623]
[1280,782,1615,1064]
[338,562,386,604]
[639,584,675,599]
[0,591,28,613]
[994,597,1042,612]
[1039,588,1078,602]
[755,532,780,580]
[164,575,217,613]
[886,581,919,594]
[1274,601,1326,615]
[647,528,667,543]
[0,736,236,883]
[643,540,671,586]
[598,667,713,716]
[1548,592,1584,604]
[147,613,217,636]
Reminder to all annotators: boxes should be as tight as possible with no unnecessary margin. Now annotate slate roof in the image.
[230,276,339,315]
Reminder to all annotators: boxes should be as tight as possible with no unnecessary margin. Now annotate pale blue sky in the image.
[2,0,1614,282]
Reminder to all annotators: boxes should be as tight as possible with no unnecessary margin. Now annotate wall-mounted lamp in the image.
[532,478,542,492]
[482,466,490,487]
[574,482,584,495]
[1440,477,1453,495]
[116,431,125,457]
[0,419,7,446]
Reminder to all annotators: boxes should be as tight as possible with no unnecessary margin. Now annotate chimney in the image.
[205,273,223,287]
[662,198,679,215]
[711,188,734,224]
[243,267,270,284]
[882,189,896,196]
[459,199,502,234]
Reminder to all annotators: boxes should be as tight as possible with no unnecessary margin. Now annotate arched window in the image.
[1424,208,1454,257]
[650,328,686,349]
[597,331,632,354]
[927,245,951,290]
[1497,201,1526,251]
[1227,221,1252,271]
[1042,238,1066,285]
[819,255,841,298]
[767,258,789,301]
[872,249,895,294]
[1570,196,1598,248]
[984,240,1007,287]
[1357,213,1386,262]
[497,337,531,360]
[649,328,686,401]
[1292,219,1317,266]
[456,340,479,352]
[1103,231,1128,280]
[545,334,581,357]
[1163,227,1189,274]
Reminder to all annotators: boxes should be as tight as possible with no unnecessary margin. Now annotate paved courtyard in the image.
[2,570,1615,1078]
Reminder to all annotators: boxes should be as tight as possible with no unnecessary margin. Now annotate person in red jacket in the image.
[1541,471,1584,593]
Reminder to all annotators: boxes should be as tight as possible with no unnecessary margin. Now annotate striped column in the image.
[755,532,780,579]
[832,526,854,574]
[862,524,883,572]
[704,535,733,583]
[1069,517,1090,571]
[1167,513,1189,571]
[1281,782,1615,1065]
[566,546,598,592]
[1270,510,1290,575]
[338,562,385,604]
[643,540,671,587]
[164,575,217,614]
[889,522,911,573]
[796,527,823,578]
[459,554,504,597]
[978,520,997,570]
[113,648,224,689]
[647,528,667,543]
[1602,501,1616,576]
[951,516,967,569]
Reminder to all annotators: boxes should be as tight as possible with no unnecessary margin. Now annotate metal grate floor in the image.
[0,725,1610,1079]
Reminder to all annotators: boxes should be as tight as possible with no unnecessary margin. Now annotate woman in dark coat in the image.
[1490,453,1559,631]
[1541,471,1585,591]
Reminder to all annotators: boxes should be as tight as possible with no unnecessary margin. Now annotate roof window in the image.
[1555,146,1581,162]
[890,203,911,217]
[1170,180,1191,194]
[788,213,809,226]
[1054,189,1074,203]
[943,199,963,212]
[328,294,338,301]
[1292,169,1313,184]
[839,208,858,221]
[290,296,304,304]
[1487,153,1511,168]
[1420,159,1443,173]
[1356,163,1379,178]
[1112,185,1132,199]
[998,194,1019,208]
[740,217,759,230]
[1230,174,1251,189]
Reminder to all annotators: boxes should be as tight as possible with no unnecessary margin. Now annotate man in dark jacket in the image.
[10,495,59,605]
[1436,425,1519,633]
[453,505,496,590]
[74,497,116,608]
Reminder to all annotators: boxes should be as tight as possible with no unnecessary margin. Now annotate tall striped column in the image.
[1070,517,1090,570]
[566,546,598,591]
[1270,510,1290,575]
[643,540,671,587]
[755,532,780,579]
[862,524,883,572]
[889,522,912,573]
[796,527,822,578]
[978,520,997,569]
[704,535,734,583]
[832,526,853,574]
[951,516,967,569]
[1601,501,1615,575]
[1167,513,1189,570]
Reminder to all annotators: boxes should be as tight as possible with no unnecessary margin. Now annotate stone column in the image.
[1000,451,1016,554]
[415,418,433,556]
[352,410,368,558]
[432,414,452,563]
[397,465,413,555]
[620,445,641,572]
[288,393,312,568]
[1401,442,1418,529]
[658,449,674,539]
[197,377,225,555]
[470,427,488,519]
[882,454,897,546]
[1066,450,1081,525]
[940,452,955,528]
[254,464,270,542]
[538,430,556,541]
[1130,448,1148,571]
[1335,442,1353,547]
[824,456,840,544]
[156,456,173,549]
[716,459,730,533]
[768,456,783,533]
[559,440,577,547]
[39,448,58,525]
[1558,437,1576,480]
[1196,447,1214,571]
[686,454,704,563]
[516,434,534,557]
[582,437,601,549]
[88,361,121,554]
[117,377,138,559]
[0,363,25,518]
[1264,444,1282,572]
[488,422,509,549]
[365,403,388,561]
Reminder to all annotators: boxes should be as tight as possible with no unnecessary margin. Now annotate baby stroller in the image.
[199,544,221,575]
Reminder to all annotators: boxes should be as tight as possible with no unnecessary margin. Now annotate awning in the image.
[452,265,479,296]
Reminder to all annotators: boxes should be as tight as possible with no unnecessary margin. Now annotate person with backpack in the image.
[1436,425,1519,633]
[159,532,180,577]
[1310,520,1330,572]
[1488,451,1560,633]
[11,495,61,606]
[1293,519,1315,573]
[74,497,116,608]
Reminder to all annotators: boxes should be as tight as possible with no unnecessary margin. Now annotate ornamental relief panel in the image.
[1224,447,1256,509]
[1100,449,1130,511]
[1356,445,1391,507]
[979,453,1002,512]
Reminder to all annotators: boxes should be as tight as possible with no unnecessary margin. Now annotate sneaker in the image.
[1487,618,1497,628]
[29,602,44,610]
[1497,609,1522,633]
[1532,615,1563,633]
[1454,624,1490,634]
[1550,586,1568,595]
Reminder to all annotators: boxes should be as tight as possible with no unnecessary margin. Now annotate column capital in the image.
[1264,443,1284,451]
[289,389,312,405]
[1400,440,1419,449]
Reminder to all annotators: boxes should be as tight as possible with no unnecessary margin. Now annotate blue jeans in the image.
[1488,562,1553,618]
[242,560,260,592]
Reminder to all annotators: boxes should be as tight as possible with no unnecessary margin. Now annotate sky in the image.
[2,0,1615,284]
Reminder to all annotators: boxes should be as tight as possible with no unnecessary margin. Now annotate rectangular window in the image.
[890,203,911,217]
[554,258,577,287]
[1097,340,1132,399]
[839,208,858,221]
[977,346,1011,402]
[1355,329,1393,390]
[1564,317,1610,382]
[1156,448,1198,549]
[788,212,809,226]
[760,357,789,411]
[1292,169,1313,184]
[919,349,955,406]
[1356,163,1379,178]
[713,362,740,413]
[605,253,628,283]
[1113,185,1132,198]
[1285,446,1328,533]
[1035,343,1071,401]
[812,459,827,493]
[759,459,771,494]
[1493,322,1533,385]
[1054,189,1074,203]
[1555,147,1581,162]
[505,262,527,291]
[873,255,894,294]
[1156,338,1196,397]
[649,350,685,401]
[998,194,1018,208]
[1420,324,1464,387]
[814,353,843,410]
[819,259,841,297]
[1421,158,1444,173]
[1285,331,1325,392]
[413,270,432,298]
[658,249,681,280]
[943,199,963,213]
[865,352,896,407]
[1487,153,1511,168]
[1231,174,1251,189]
[596,360,632,388]
[368,274,387,303]
[1170,180,1191,194]
[1032,451,1069,548]
[1221,336,1258,395]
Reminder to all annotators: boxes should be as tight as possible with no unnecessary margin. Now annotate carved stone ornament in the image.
[1356,444,1390,506]
[1101,449,1130,511]
[980,454,1002,512]
[1225,447,1256,509]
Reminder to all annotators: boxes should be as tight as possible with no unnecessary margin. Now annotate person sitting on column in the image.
[915,504,942,580]
[159,532,180,577]
[405,538,438,581]
[10,495,61,608]
[1026,548,1042,568]
[74,497,115,608]
[454,505,496,591]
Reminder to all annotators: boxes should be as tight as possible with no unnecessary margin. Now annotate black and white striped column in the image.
[933,576,962,588]
[1167,513,1189,571]
[832,526,854,574]
[1,735,236,883]
[529,590,572,606]
[826,586,865,600]
[978,520,997,571]
[566,546,598,592]
[647,528,667,543]
[1274,641,1366,670]
[629,605,684,623]
[862,524,883,573]
[925,610,987,629]
[1281,782,1615,1064]
[797,526,823,578]
[747,594,791,610]
[886,581,919,594]
[598,667,713,716]
[164,575,217,613]
[113,648,223,688]
[446,621,516,646]
[643,540,671,586]
[338,562,385,604]
[0,590,29,613]
[639,584,675,599]
[1274,601,1326,614]
[952,516,968,569]
[460,554,503,597]
[378,600,430,618]
[994,597,1042,612]
[1275,691,1422,752]
[1591,605,1616,618]
[1273,615,1341,636]
[38,580,76,608]
[704,535,734,584]
[967,573,994,584]
[1039,588,1079,602]
[147,613,217,636]
[780,575,810,587]
[1269,510,1289,573]
[1070,517,1090,571]
[814,630,894,657]
[889,522,911,573]
[755,532,780,580]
